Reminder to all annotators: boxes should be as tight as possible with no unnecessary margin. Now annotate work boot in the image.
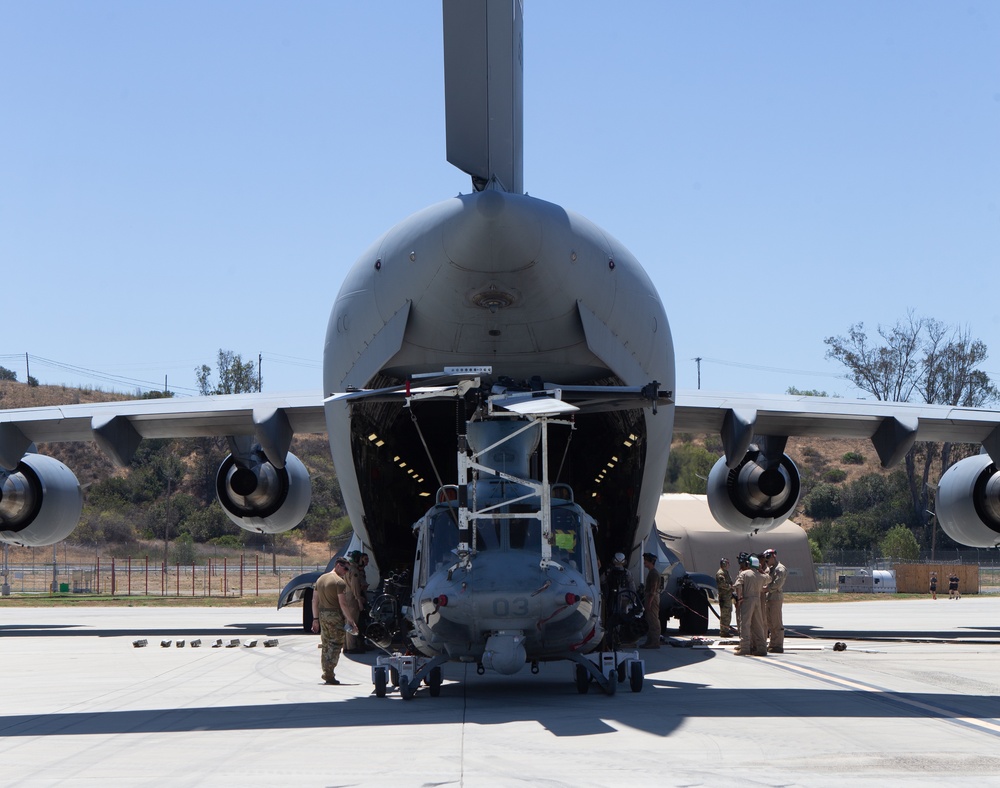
[768,647,784,653]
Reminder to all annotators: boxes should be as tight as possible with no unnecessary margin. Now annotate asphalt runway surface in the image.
[3,597,1000,787]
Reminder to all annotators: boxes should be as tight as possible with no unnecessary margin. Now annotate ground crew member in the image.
[763,548,787,653]
[641,552,662,649]
[310,557,358,685]
[929,571,938,600]
[716,558,735,637]
[344,551,366,652]
[949,573,960,600]
[733,552,767,656]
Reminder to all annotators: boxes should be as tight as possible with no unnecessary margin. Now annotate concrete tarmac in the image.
[3,597,1000,787]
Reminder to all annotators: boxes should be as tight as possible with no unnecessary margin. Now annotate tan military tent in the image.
[652,494,817,592]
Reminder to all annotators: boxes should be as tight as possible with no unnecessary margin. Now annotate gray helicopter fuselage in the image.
[409,488,602,671]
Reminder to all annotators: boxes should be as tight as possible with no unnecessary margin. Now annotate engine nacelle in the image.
[216,451,311,534]
[706,447,801,535]
[0,454,83,547]
[936,454,1000,548]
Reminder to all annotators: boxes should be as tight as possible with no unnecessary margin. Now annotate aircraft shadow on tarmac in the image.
[3,649,999,739]
[0,622,304,638]
[3,684,998,739]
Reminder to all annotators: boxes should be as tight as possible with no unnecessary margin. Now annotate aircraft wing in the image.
[6,386,999,472]
[0,391,326,469]
[674,389,1000,469]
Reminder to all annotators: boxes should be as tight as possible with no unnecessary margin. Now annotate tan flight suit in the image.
[766,560,787,652]
[716,565,734,637]
[733,567,767,656]
[315,569,348,683]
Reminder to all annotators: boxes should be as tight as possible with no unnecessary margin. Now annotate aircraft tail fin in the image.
[443,0,523,193]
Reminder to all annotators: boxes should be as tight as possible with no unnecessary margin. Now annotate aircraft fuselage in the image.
[323,189,675,577]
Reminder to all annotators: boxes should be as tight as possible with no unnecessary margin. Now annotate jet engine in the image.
[936,453,1000,548]
[216,450,311,534]
[0,454,83,547]
[706,445,801,535]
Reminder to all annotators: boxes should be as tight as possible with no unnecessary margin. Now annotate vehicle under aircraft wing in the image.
[3,0,1000,695]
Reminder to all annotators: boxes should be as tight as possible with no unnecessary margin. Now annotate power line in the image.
[699,357,845,379]
[17,354,201,395]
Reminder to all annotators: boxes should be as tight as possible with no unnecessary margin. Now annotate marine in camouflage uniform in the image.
[310,557,357,685]
[715,558,735,637]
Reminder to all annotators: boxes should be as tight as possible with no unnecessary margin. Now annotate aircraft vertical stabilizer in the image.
[443,0,523,193]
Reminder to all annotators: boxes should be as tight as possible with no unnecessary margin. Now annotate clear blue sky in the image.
[3,2,998,398]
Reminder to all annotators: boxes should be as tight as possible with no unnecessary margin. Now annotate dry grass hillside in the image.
[784,435,884,529]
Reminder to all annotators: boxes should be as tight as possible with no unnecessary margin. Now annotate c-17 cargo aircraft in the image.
[3,1,1000,697]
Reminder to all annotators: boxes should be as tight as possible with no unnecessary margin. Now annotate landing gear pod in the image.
[0,454,83,547]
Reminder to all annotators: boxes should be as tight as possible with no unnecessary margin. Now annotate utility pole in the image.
[258,353,262,392]
[25,352,30,383]
[694,357,702,390]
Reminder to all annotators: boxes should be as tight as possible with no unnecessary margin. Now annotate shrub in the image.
[208,534,244,550]
[824,468,847,483]
[804,484,842,519]
[841,451,865,465]
[880,524,920,561]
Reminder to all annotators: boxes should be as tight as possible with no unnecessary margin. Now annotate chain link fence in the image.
[815,554,1000,594]
[0,555,328,598]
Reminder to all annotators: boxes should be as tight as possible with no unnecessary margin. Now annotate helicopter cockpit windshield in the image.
[420,501,592,584]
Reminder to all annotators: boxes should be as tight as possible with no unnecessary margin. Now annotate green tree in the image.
[172,533,198,565]
[0,365,17,381]
[824,313,925,402]
[825,315,998,546]
[879,524,920,562]
[180,505,232,543]
[664,442,716,494]
[196,349,259,395]
[787,386,837,397]
[803,483,842,519]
